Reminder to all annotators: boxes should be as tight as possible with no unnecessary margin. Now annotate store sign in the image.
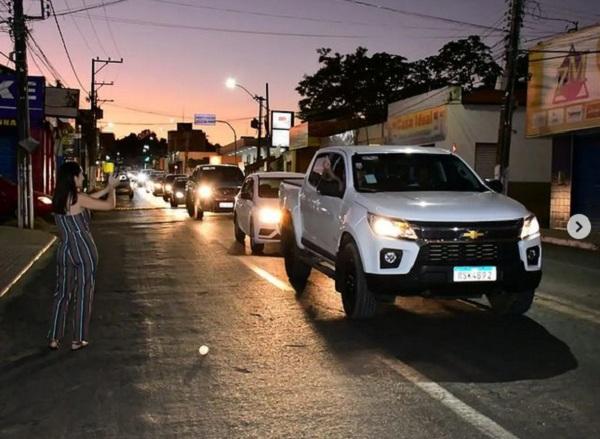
[386,105,447,144]
[0,75,45,123]
[526,25,600,137]
[272,129,290,147]
[45,87,79,118]
[271,111,294,130]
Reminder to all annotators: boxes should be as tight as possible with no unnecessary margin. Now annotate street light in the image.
[225,77,270,163]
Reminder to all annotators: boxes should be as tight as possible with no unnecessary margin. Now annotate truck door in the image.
[300,153,330,251]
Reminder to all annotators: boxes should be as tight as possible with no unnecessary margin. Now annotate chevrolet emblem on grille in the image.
[462,230,485,240]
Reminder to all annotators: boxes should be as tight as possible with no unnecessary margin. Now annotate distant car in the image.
[115,174,134,199]
[136,169,151,188]
[169,177,188,207]
[146,171,165,193]
[0,175,53,219]
[185,164,244,220]
[162,173,188,202]
[234,172,304,253]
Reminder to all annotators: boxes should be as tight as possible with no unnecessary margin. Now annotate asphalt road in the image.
[0,188,598,438]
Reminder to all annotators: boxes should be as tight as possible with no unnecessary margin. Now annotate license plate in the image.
[219,202,234,208]
[453,266,497,282]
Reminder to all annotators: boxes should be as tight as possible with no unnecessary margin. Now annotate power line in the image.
[103,0,121,57]
[27,31,69,85]
[75,13,370,39]
[83,0,109,57]
[336,0,503,31]
[48,0,88,93]
[64,0,95,53]
[53,0,128,17]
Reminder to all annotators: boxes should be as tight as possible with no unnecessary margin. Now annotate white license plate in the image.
[453,266,497,282]
[219,202,234,208]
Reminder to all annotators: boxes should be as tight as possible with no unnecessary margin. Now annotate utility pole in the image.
[11,0,46,229]
[495,0,524,193]
[265,82,270,165]
[257,97,264,163]
[90,57,122,186]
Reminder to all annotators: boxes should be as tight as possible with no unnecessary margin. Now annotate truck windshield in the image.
[352,153,486,193]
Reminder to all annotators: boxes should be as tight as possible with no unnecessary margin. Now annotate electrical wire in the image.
[27,31,69,85]
[53,0,128,17]
[83,0,108,57]
[336,0,503,31]
[48,0,88,93]
[64,0,94,53]
[73,13,371,39]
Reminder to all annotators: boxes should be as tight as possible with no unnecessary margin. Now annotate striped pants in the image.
[48,230,98,342]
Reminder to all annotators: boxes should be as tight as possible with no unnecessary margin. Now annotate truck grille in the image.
[413,219,523,241]
[215,187,239,197]
[418,242,519,265]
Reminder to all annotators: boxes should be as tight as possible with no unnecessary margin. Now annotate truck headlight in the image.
[367,214,417,240]
[175,191,184,198]
[165,184,172,192]
[198,185,213,199]
[37,196,52,205]
[258,207,282,224]
[521,215,540,239]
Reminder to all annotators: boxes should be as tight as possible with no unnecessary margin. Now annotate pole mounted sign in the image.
[194,113,216,126]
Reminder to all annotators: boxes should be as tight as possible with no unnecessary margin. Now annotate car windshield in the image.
[166,174,187,182]
[200,167,244,185]
[174,178,188,188]
[258,177,303,198]
[352,153,486,193]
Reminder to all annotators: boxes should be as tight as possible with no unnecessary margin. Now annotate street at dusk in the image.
[1,190,599,438]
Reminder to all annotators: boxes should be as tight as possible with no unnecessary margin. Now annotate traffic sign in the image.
[194,113,216,126]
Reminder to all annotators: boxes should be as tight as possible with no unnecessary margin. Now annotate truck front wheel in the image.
[486,290,535,316]
[338,242,377,319]
[281,216,311,294]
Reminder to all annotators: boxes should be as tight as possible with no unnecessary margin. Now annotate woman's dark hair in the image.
[52,162,82,214]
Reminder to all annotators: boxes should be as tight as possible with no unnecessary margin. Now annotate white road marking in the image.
[0,236,57,298]
[536,293,600,325]
[242,261,519,439]
[237,258,294,292]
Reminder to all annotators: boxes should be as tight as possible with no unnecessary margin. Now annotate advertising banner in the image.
[386,105,447,145]
[526,25,600,137]
[0,75,45,126]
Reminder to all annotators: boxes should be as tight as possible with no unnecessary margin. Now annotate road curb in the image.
[0,236,57,299]
[542,236,599,252]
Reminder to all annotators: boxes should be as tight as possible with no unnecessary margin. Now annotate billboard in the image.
[45,87,79,118]
[386,105,447,145]
[526,25,600,137]
[194,113,216,126]
[0,75,45,125]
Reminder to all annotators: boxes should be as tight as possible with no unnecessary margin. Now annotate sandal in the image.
[48,339,60,350]
[71,340,89,351]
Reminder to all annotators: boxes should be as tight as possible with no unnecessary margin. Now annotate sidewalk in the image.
[541,228,600,252]
[0,226,56,299]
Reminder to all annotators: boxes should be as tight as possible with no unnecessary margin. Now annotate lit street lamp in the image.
[225,77,270,163]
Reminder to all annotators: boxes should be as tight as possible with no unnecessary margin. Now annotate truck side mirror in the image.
[486,179,503,193]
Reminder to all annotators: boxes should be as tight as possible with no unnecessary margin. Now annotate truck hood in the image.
[356,191,530,222]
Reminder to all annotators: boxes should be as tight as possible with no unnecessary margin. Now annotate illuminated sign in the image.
[271,111,294,130]
[527,24,600,137]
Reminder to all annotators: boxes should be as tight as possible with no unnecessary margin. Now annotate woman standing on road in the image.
[48,162,118,351]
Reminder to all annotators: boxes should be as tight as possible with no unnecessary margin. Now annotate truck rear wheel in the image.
[338,241,377,319]
[486,290,535,316]
[281,215,311,294]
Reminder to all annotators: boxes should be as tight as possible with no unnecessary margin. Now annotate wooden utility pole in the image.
[12,0,33,229]
[496,0,525,193]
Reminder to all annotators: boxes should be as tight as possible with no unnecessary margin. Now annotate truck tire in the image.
[281,215,311,293]
[186,194,194,218]
[338,241,377,319]
[193,201,204,220]
[234,214,245,244]
[170,199,178,208]
[486,290,535,316]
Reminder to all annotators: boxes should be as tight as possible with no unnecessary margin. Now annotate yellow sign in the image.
[527,25,600,137]
[387,105,446,144]
[102,162,115,174]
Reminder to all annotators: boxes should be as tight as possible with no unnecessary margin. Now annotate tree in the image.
[430,36,502,90]
[297,37,502,123]
[296,47,411,123]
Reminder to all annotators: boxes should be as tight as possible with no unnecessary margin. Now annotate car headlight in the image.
[138,174,147,182]
[367,213,417,240]
[198,185,213,198]
[37,196,52,205]
[521,215,540,239]
[165,184,172,192]
[175,191,184,198]
[258,207,282,224]
[155,183,162,190]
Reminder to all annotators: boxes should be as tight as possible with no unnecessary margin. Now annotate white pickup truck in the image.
[279,145,542,319]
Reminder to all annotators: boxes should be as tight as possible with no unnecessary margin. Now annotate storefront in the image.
[527,24,600,229]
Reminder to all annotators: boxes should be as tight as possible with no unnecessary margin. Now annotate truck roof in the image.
[251,172,304,179]
[323,145,452,156]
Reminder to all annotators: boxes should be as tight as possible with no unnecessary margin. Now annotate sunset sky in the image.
[2,0,599,145]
